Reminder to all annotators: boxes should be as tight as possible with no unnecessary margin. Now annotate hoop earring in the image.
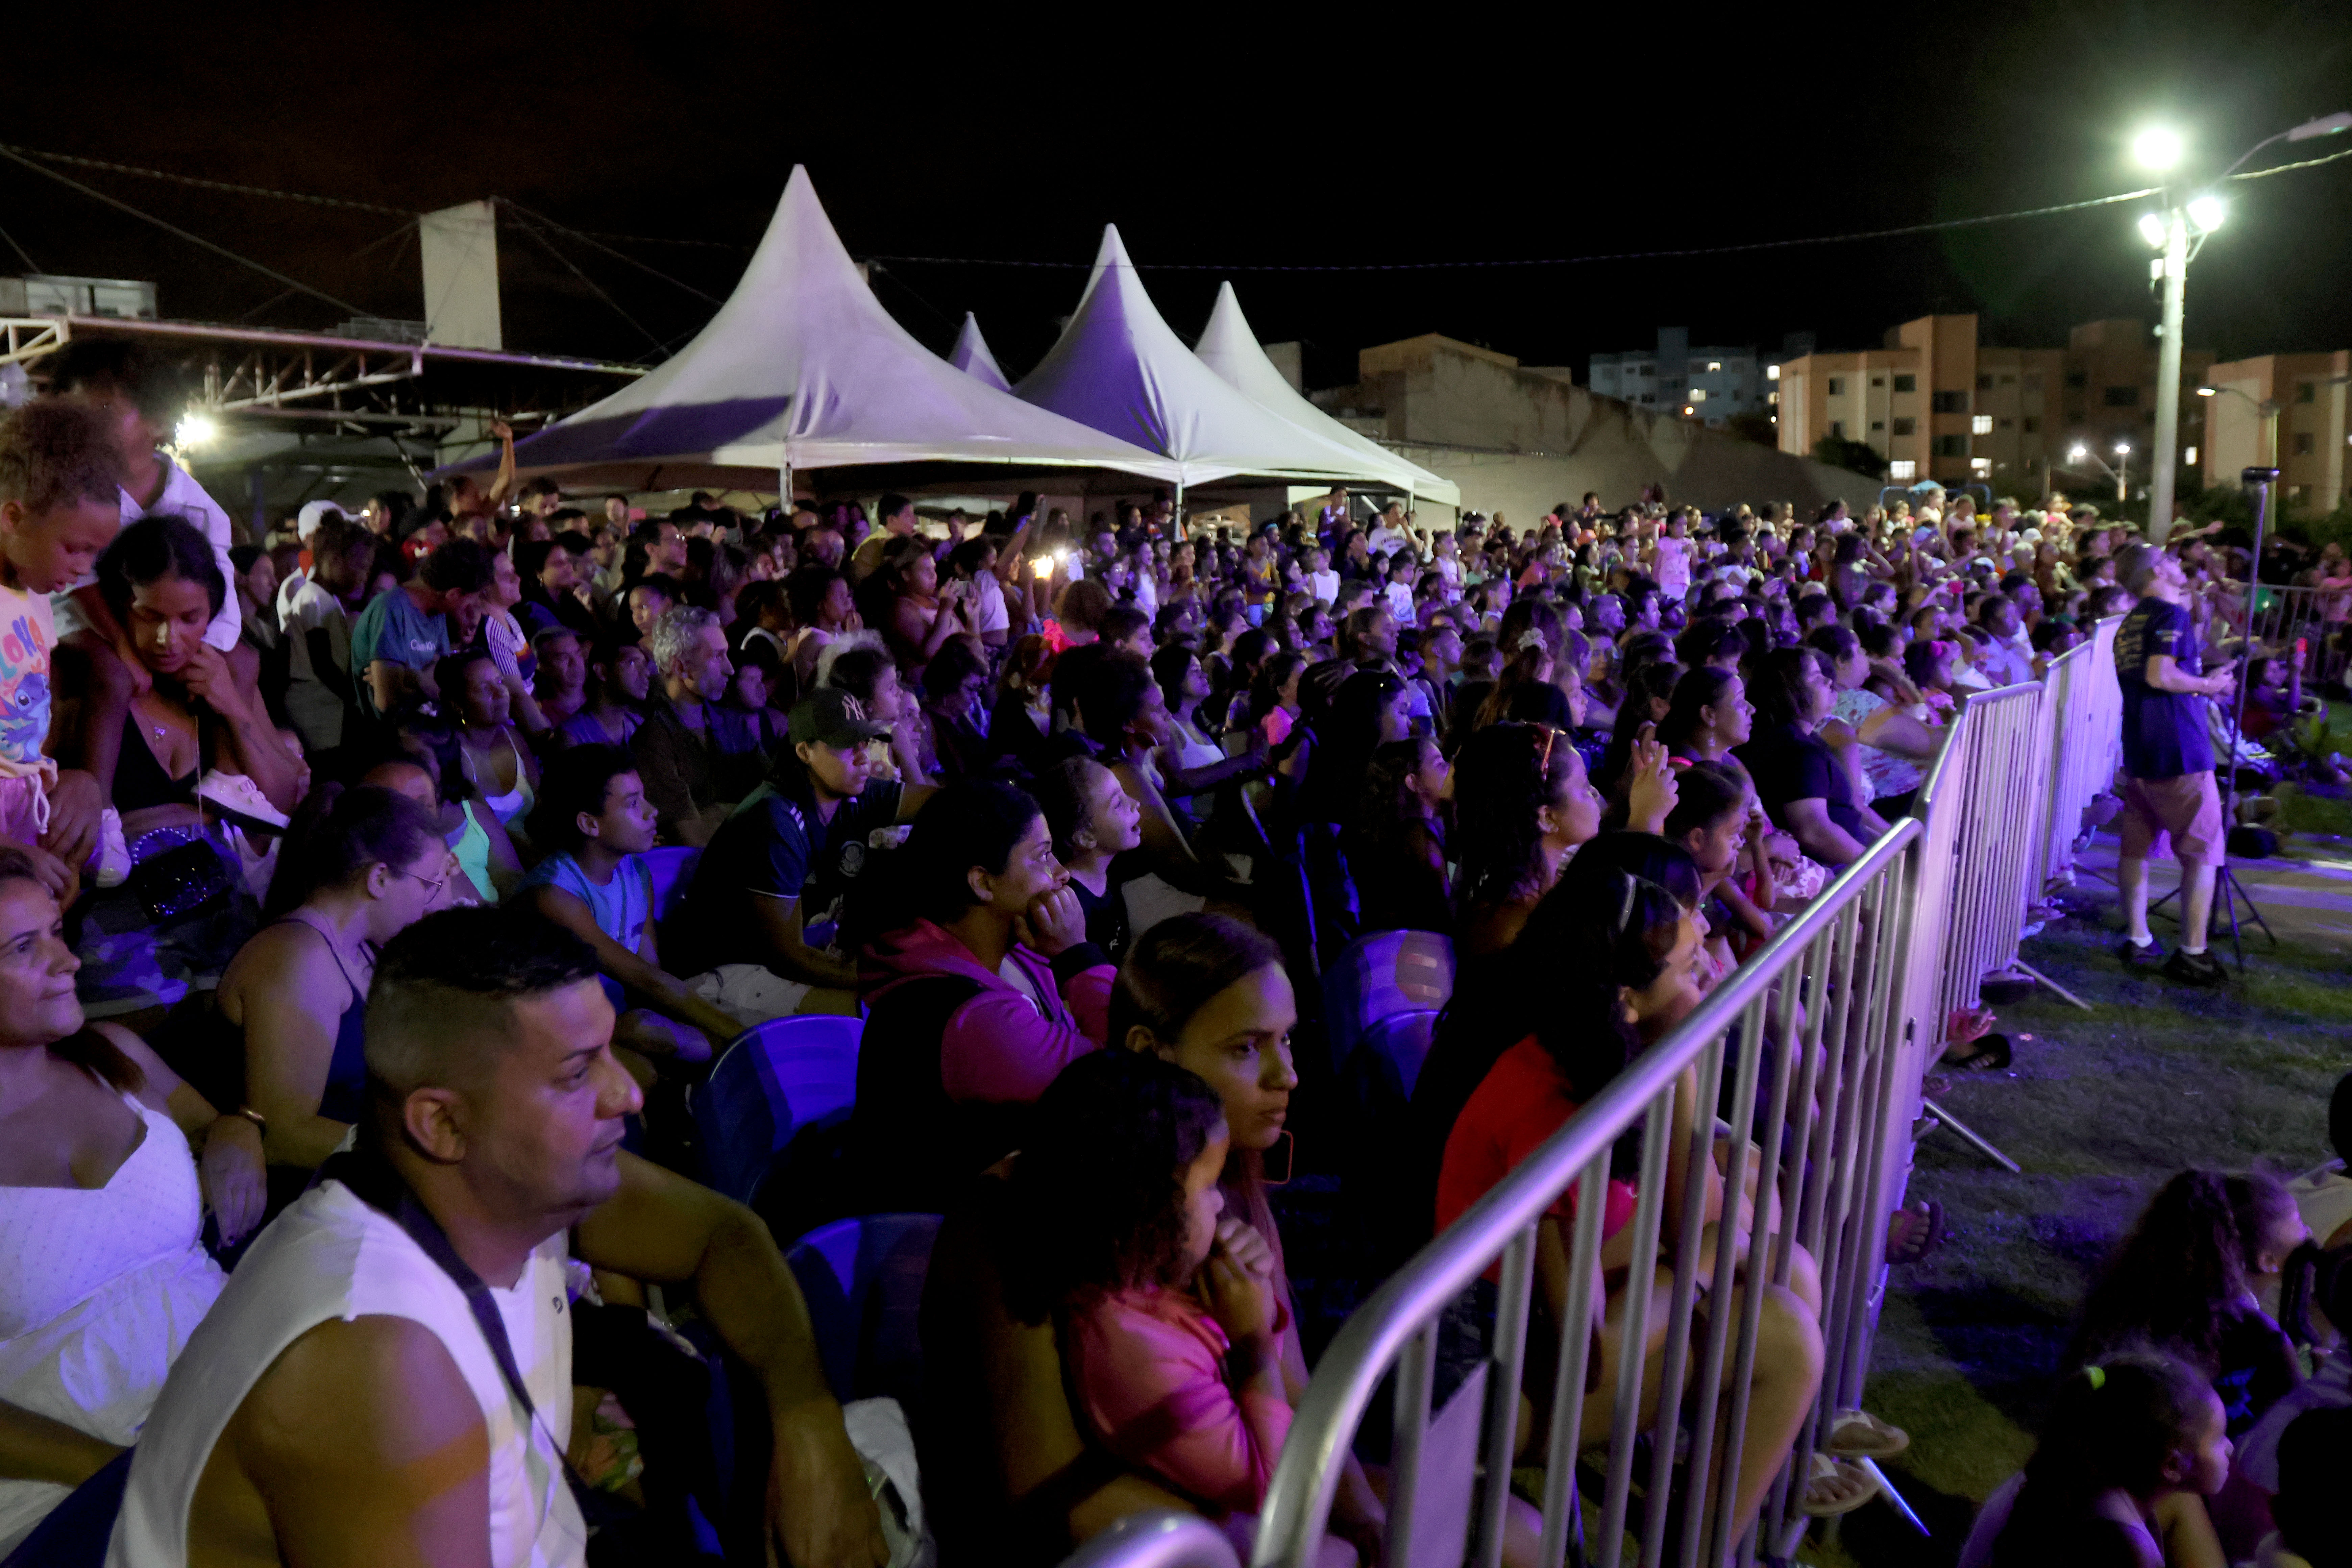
[1262,1130,1295,1186]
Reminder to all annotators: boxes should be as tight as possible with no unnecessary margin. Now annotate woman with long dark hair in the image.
[1735,646,1889,867]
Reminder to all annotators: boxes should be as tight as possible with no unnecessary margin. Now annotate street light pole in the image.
[2135,110,2352,544]
[2149,207,2190,538]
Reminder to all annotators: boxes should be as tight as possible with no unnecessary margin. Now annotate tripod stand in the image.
[2146,465,2280,971]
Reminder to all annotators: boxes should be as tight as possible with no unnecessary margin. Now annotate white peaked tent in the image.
[948,312,1011,392]
[1012,226,1390,490]
[1194,281,1461,509]
[456,168,1178,492]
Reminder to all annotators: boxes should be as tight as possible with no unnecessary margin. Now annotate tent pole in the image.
[1175,478,1186,541]
[778,459,793,516]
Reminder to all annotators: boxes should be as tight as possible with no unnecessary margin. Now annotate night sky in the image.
[8,1,2349,392]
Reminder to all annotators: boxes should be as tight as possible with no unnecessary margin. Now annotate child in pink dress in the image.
[1005,1051,1295,1520]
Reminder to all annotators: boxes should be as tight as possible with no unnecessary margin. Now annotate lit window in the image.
[1971,457,1993,476]
[1706,361,1722,372]
[1767,364,1782,381]
[1888,460,1917,480]
[1767,391,1779,405]
[1689,389,1708,402]
[1971,415,1993,435]
[2186,445,2199,465]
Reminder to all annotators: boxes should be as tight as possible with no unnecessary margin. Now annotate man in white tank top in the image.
[109,906,886,1568]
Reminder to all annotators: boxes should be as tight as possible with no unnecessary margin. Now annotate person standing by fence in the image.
[2113,549,2237,988]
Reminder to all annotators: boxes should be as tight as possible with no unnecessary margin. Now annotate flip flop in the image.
[1941,1033,2011,1072]
[1827,1409,1911,1459]
[1802,1452,1879,1517]
[1886,1199,1945,1265]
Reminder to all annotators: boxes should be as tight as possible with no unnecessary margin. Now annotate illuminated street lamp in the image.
[2067,441,2134,505]
[2135,111,2352,539]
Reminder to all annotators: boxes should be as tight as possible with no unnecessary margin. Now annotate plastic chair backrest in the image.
[641,846,701,926]
[693,1014,863,1205]
[1323,929,1455,1073]
[1354,1009,1440,1103]
[784,1213,944,1406]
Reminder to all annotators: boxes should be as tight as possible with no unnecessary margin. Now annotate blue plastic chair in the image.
[1322,929,1455,1077]
[641,845,701,928]
[693,1014,863,1206]
[784,1213,944,1406]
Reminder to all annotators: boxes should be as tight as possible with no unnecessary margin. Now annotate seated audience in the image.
[518,744,737,1056]
[439,646,541,846]
[680,690,925,1014]
[361,737,522,905]
[854,777,1112,1214]
[108,906,885,1568]
[1735,646,1889,867]
[557,637,652,751]
[1962,1353,2230,1568]
[209,784,451,1190]
[347,536,493,719]
[631,604,738,846]
[0,850,262,1556]
[1034,756,1144,960]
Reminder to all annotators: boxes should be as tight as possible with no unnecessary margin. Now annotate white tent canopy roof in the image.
[1012,226,1393,489]
[949,312,1011,391]
[1193,281,1459,508]
[461,168,1178,491]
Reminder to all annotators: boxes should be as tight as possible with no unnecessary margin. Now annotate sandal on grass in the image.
[1802,1452,1879,1517]
[1826,1409,1910,1459]
[1886,1199,1945,1265]
[1940,1033,2011,1072]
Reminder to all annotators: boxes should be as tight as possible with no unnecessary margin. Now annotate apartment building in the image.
[2200,351,2352,511]
[1588,326,1810,427]
[1778,314,2209,495]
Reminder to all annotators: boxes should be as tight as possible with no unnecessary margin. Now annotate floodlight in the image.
[2137,212,2168,248]
[2187,195,2226,232]
[2068,445,2089,461]
[2115,443,2132,456]
[175,414,218,448]
[2132,126,2184,171]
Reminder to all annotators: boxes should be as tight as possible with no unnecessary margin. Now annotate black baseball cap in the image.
[789,689,889,749]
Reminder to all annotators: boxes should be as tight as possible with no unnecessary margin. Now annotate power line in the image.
[0,222,37,274]
[2231,143,2352,181]
[865,186,2169,273]
[0,142,412,215]
[498,203,668,359]
[0,144,364,316]
[494,198,725,306]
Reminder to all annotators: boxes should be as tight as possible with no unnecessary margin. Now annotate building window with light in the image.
[1971,414,1993,435]
[1888,460,1917,480]
[2186,446,2199,465]
[1689,389,1707,402]
[1767,364,1781,381]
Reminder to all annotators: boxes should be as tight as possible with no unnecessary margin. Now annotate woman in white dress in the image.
[0,849,265,1555]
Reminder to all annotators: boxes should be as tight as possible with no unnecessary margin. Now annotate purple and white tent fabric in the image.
[1193,281,1460,508]
[948,312,1012,392]
[448,168,1178,492]
[1012,226,1389,489]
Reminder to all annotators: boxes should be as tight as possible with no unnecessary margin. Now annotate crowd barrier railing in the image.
[1252,821,1925,1568]
[2232,582,2351,687]
[1065,1512,1243,1568]
[2034,618,2123,896]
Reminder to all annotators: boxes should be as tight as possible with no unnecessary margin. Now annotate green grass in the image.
[1801,906,2352,1565]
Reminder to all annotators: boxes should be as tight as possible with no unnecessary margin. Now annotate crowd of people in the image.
[0,331,2332,1568]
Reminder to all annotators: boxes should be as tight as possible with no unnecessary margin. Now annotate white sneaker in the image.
[195,770,290,829]
[93,808,130,888]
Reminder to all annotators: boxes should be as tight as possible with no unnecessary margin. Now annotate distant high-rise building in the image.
[2200,351,2352,511]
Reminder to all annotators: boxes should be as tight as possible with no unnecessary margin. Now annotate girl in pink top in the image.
[1007,1050,1291,1516]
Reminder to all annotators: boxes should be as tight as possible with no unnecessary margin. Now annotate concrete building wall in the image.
[1318,334,1880,516]
[2201,352,2352,511]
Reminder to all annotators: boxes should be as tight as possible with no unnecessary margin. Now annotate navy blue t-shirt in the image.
[686,778,903,968]
[2114,596,2214,780]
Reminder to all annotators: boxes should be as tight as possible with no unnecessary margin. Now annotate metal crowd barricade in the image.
[1065,1512,1244,1568]
[1252,823,1925,1568]
[2238,583,2351,688]
[2033,617,2123,895]
[1921,681,2048,1027]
